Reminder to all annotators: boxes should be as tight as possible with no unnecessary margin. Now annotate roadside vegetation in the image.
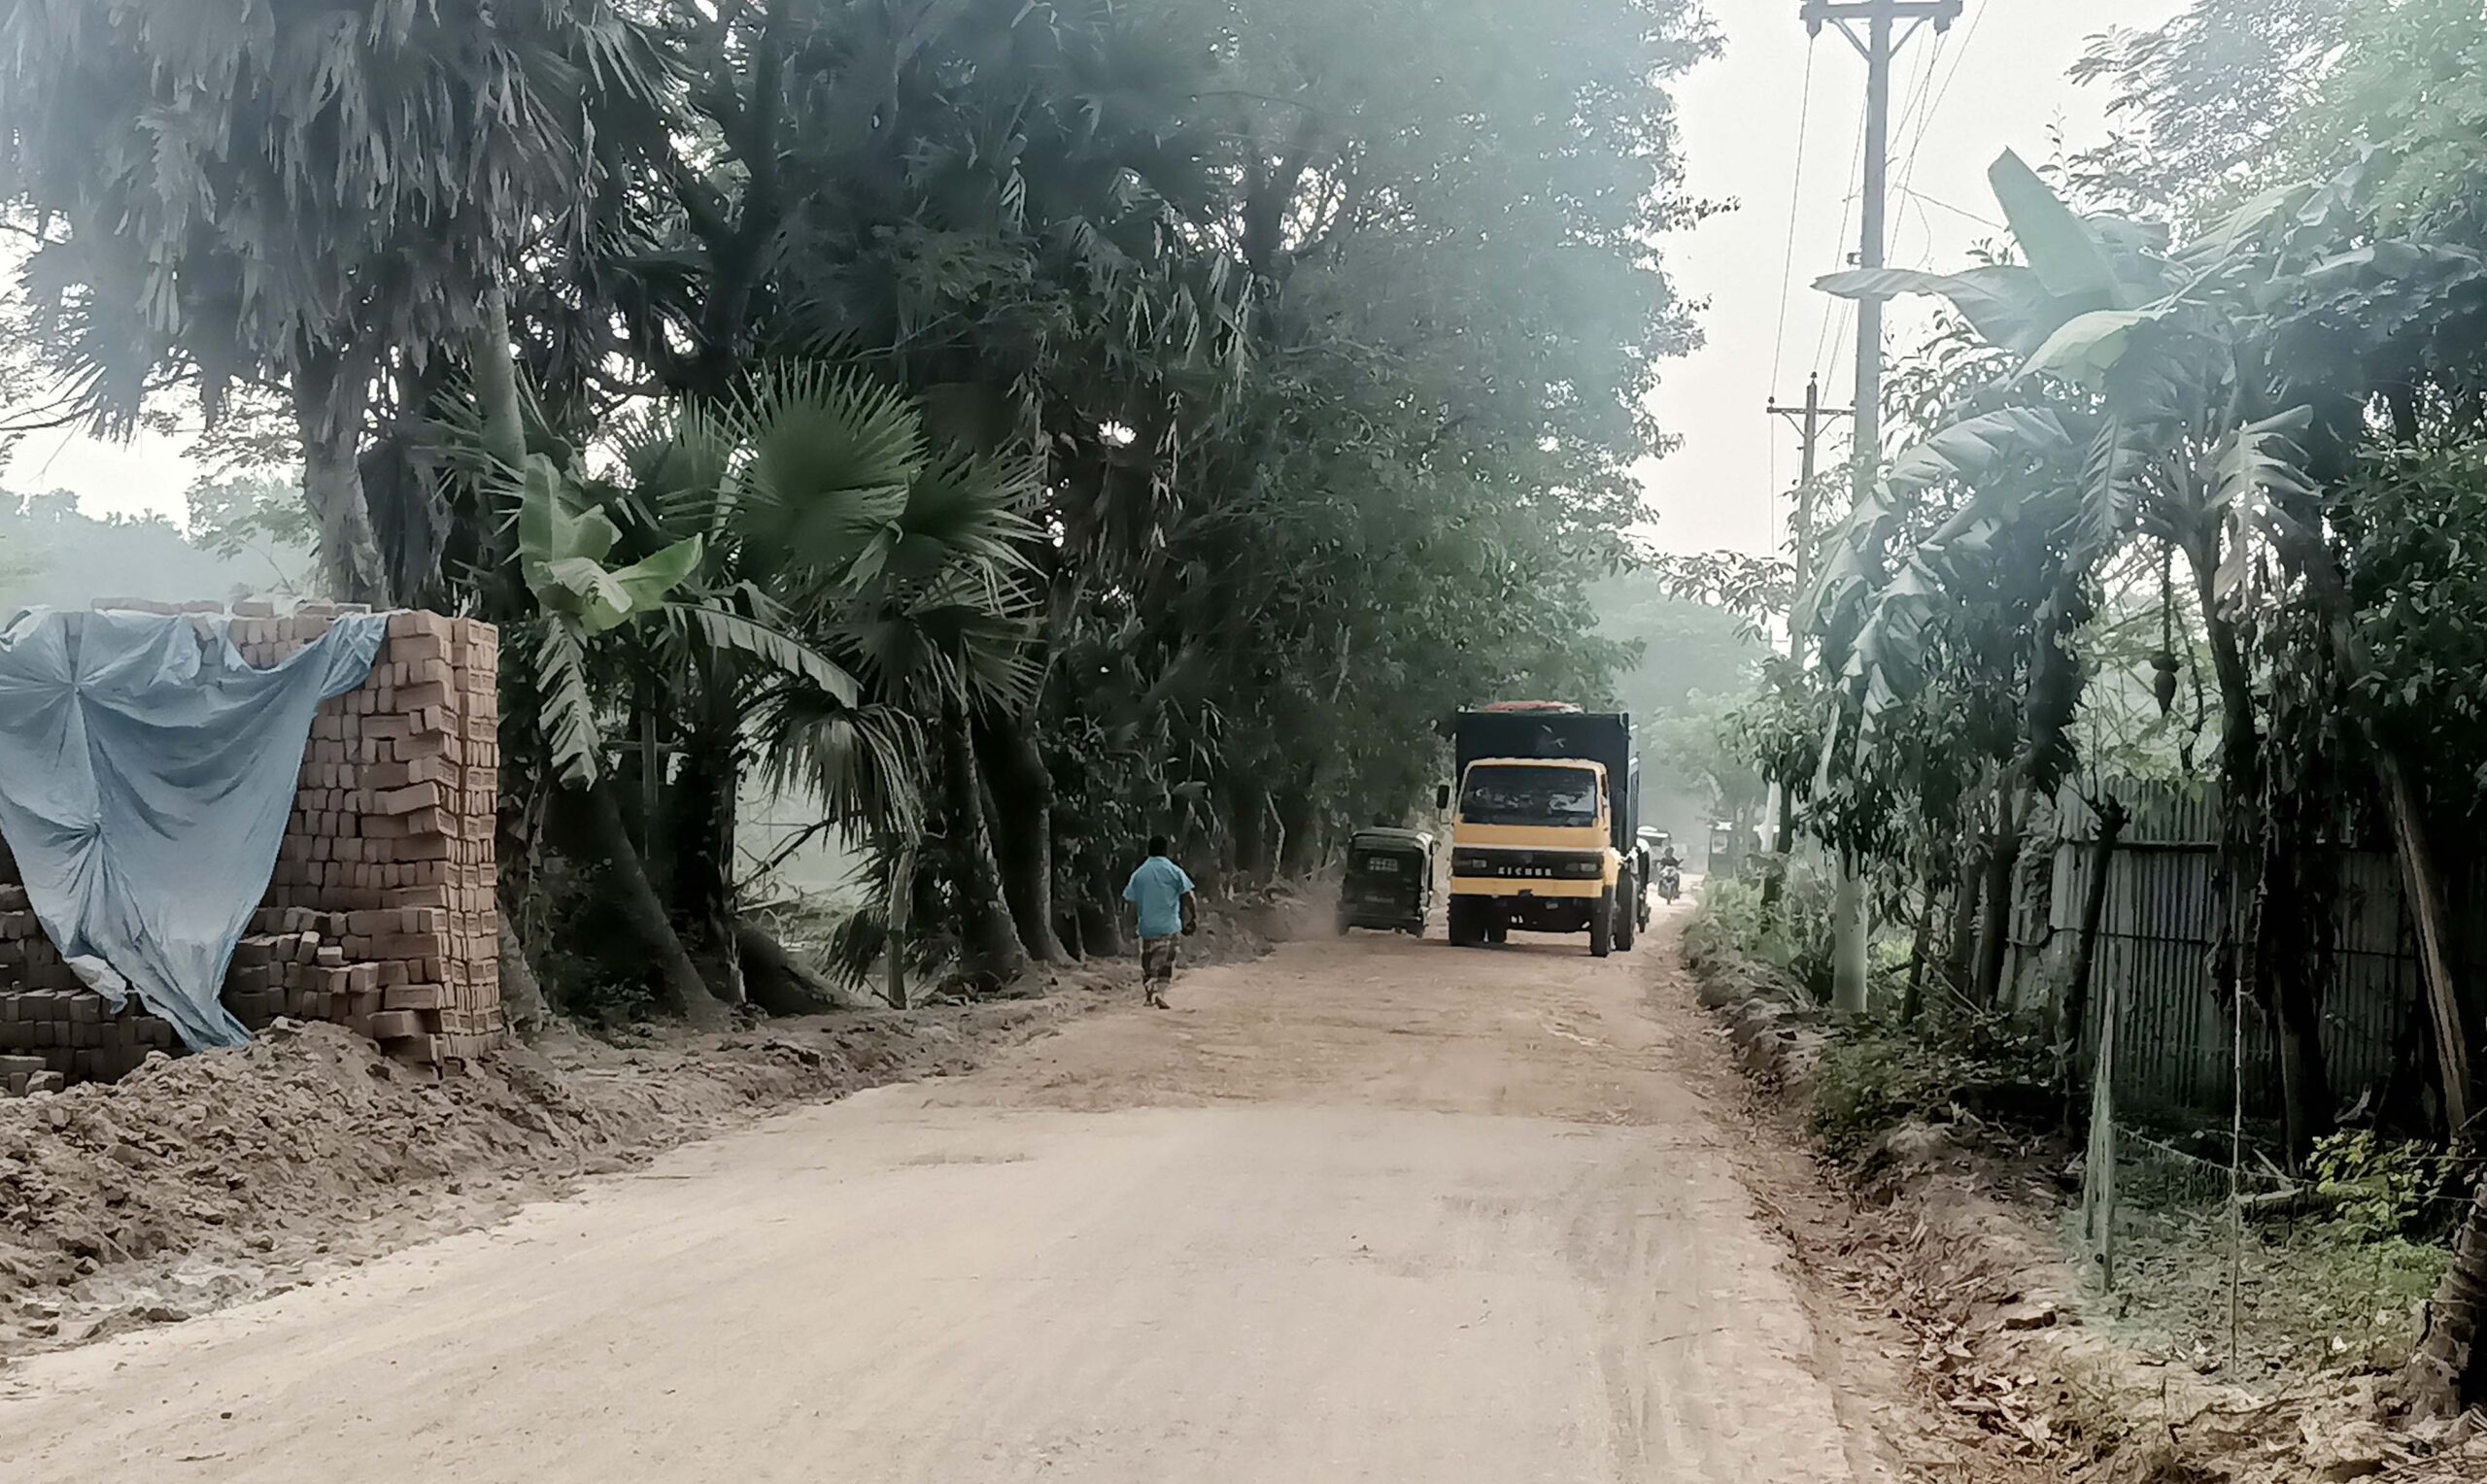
[0,0,1716,1017]
[1685,0,2487,1426]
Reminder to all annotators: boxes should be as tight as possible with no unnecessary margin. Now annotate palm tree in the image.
[0,0,670,602]
[462,278,1039,1011]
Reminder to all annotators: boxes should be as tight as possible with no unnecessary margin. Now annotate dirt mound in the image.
[1680,932,2487,1484]
[0,886,1305,1366]
[0,995,1105,1361]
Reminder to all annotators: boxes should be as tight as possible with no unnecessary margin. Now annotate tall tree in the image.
[0,0,667,601]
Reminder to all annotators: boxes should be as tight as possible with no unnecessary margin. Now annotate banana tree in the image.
[1815,151,2487,1155]
[1811,153,2328,1148]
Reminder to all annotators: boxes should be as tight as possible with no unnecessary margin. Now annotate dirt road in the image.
[0,908,1900,1482]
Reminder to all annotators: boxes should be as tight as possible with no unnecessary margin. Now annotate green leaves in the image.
[515,453,704,638]
[1815,264,2064,358]
[530,621,604,789]
[667,605,861,707]
[1987,151,2140,308]
[2019,307,2167,386]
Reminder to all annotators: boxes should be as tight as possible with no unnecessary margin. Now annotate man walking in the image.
[1122,834,1197,1008]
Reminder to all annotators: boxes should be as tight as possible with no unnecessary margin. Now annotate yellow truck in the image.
[1437,703,1640,957]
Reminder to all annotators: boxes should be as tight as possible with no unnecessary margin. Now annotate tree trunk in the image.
[1278,787,1321,878]
[668,740,746,1003]
[1902,869,1939,1025]
[291,344,391,606]
[939,701,1028,991]
[1762,782,1797,911]
[1944,843,1982,1005]
[734,921,865,1016]
[2061,798,2128,1095]
[1079,853,1126,959]
[559,781,730,1028]
[1230,789,1273,886]
[2378,750,2475,1139]
[495,907,552,1034]
[1830,862,1868,1014]
[2405,1170,2487,1418]
[1973,785,2030,1007]
[972,715,1070,964]
[2270,970,2334,1169]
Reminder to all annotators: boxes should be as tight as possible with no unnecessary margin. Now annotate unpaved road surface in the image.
[1,909,1899,1482]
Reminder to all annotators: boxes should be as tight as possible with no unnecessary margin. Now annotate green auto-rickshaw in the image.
[1336,827,1439,936]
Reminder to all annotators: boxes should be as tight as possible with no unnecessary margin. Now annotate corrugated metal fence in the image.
[2007,782,2485,1124]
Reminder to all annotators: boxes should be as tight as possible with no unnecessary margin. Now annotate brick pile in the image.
[0,855,178,1088]
[0,602,504,1095]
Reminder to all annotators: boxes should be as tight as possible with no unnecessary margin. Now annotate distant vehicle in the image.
[1707,822,1736,874]
[1640,826,1681,904]
[1654,858,1682,903]
[1436,703,1639,957]
[1336,827,1438,936]
[1632,826,1670,929]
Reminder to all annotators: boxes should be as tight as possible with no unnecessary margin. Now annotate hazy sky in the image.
[1645,0,2188,556]
[6,0,2190,550]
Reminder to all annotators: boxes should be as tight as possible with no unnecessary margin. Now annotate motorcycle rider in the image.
[1654,841,1684,900]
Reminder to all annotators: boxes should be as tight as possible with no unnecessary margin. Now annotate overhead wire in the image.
[1895,32,1949,267]
[1766,41,1819,554]
[1895,0,1991,231]
[1810,87,1869,387]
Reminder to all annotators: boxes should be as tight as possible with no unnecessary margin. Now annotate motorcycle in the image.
[1654,860,1682,903]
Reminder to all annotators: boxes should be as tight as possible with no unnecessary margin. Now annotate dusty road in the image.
[0,908,1899,1482]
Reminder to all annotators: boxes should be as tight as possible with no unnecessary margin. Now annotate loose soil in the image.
[0,897,1290,1366]
[1683,930,2487,1484]
[0,902,1997,1482]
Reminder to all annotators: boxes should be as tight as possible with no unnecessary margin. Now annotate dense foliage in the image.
[1717,0,2487,1415]
[0,0,1714,1011]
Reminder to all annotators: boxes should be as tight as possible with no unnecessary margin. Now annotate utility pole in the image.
[1761,374,1852,899]
[1799,0,1960,1014]
[1804,0,1959,472]
[1765,372,1854,656]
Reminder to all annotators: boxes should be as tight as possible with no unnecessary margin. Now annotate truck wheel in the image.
[1616,878,1637,953]
[1590,891,1616,958]
[1448,898,1482,948]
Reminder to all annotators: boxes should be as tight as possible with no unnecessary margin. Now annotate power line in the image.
[1766,42,1820,551]
[1810,89,1870,384]
[1767,45,1820,408]
[1896,0,1989,207]
[1896,184,2003,231]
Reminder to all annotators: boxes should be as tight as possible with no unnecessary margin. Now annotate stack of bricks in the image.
[0,601,503,1095]
[0,845,181,1090]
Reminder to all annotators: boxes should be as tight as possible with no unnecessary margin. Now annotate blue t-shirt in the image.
[1122,856,1196,940]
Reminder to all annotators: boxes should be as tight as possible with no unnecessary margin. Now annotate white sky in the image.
[9,0,2189,553]
[1643,0,2189,556]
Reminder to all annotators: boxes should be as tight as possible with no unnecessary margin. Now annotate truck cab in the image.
[1441,705,1639,957]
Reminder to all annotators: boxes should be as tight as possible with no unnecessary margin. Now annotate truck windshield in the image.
[1460,766,1600,828]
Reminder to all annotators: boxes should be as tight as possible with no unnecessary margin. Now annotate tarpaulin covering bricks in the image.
[0,608,385,1051]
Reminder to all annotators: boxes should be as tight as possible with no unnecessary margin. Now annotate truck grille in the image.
[1451,850,1603,881]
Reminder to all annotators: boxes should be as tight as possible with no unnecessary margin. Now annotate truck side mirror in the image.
[1435,783,1451,812]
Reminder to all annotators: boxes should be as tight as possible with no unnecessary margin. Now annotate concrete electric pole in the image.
[1797,0,1961,1014]
[1761,375,1852,901]
[1766,372,1854,655]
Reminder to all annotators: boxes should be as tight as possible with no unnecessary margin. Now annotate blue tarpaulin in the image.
[0,608,386,1050]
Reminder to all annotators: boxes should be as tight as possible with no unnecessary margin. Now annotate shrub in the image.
[2308,1130,2470,1243]
[1810,1012,2059,1161]
[1692,871,1837,1001]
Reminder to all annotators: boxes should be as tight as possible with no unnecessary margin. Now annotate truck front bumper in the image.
[1447,876,1605,900]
